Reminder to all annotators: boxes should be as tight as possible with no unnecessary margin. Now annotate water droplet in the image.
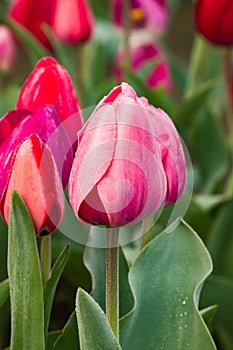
[184,324,188,329]
[179,313,183,317]
[184,311,187,316]
[181,299,187,305]
[178,326,182,330]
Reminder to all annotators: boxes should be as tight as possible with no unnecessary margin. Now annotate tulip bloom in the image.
[16,57,83,147]
[52,0,94,43]
[0,134,65,234]
[195,0,233,46]
[69,83,186,227]
[8,0,54,49]
[0,105,72,196]
[113,0,168,34]
[0,25,15,73]
[114,41,172,91]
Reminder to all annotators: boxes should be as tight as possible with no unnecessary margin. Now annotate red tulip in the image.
[114,41,172,91]
[8,0,54,49]
[113,0,169,34]
[0,134,65,235]
[68,83,186,227]
[195,0,233,46]
[52,0,94,43]
[16,57,83,148]
[0,25,15,73]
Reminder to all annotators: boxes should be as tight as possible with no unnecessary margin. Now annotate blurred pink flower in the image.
[0,25,15,73]
[69,83,186,227]
[114,40,172,91]
[113,0,169,35]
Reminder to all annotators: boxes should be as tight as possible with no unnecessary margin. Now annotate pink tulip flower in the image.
[0,134,65,235]
[68,83,186,227]
[16,57,83,148]
[113,0,169,35]
[0,25,15,73]
[52,0,94,43]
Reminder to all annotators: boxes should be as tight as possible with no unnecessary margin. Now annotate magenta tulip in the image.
[0,134,65,234]
[195,0,233,46]
[16,57,83,148]
[68,83,186,227]
[113,0,169,34]
[0,105,73,196]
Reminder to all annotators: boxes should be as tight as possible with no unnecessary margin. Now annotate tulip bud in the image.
[68,83,186,227]
[52,0,94,43]
[113,0,169,35]
[0,134,65,235]
[0,105,73,197]
[16,57,83,148]
[0,25,15,73]
[195,0,233,46]
[114,39,172,91]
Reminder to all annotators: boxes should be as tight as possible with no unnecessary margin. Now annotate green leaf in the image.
[76,288,121,350]
[0,279,9,308]
[120,219,216,350]
[83,227,134,317]
[53,312,80,350]
[44,245,70,341]
[8,191,45,350]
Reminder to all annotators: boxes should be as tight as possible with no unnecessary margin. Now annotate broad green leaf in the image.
[44,245,70,341]
[0,279,9,309]
[120,219,216,350]
[208,199,233,279]
[76,288,121,350]
[8,191,45,350]
[53,312,79,350]
[83,227,134,317]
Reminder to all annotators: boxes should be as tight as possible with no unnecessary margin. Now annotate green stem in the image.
[123,0,131,82]
[106,227,120,339]
[40,235,51,285]
[140,215,154,250]
[185,35,207,96]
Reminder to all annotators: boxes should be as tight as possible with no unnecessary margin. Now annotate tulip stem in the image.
[106,227,120,339]
[123,0,131,81]
[40,235,51,285]
[140,215,154,250]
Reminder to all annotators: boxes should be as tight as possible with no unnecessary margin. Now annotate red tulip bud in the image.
[0,134,65,235]
[195,0,233,46]
[16,57,83,148]
[0,25,15,73]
